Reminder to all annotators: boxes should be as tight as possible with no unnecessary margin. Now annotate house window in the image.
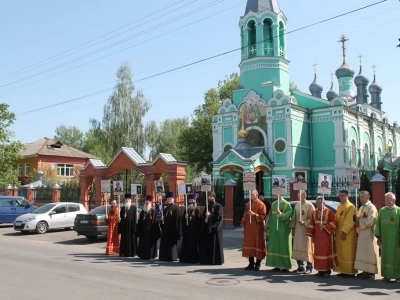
[24,163,30,176]
[17,164,22,176]
[57,164,74,177]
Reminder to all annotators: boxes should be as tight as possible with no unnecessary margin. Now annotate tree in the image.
[0,103,23,186]
[146,118,189,160]
[89,63,151,159]
[54,125,86,150]
[179,73,240,174]
[289,80,300,92]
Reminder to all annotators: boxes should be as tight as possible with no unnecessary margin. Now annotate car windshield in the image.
[32,203,57,214]
[89,206,109,215]
[15,198,31,207]
[326,201,340,210]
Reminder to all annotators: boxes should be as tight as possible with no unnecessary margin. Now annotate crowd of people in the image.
[104,188,400,282]
[242,190,400,282]
[104,191,224,265]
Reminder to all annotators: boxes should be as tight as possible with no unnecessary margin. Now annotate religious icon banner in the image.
[272,175,287,194]
[113,181,124,195]
[101,180,110,193]
[348,168,360,190]
[317,173,332,195]
[201,175,212,192]
[154,180,165,195]
[293,171,307,191]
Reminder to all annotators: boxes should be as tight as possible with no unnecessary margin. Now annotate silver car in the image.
[13,202,88,234]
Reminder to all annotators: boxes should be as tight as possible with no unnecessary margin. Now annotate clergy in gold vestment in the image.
[334,190,357,277]
[241,190,267,271]
[291,191,315,274]
[354,191,379,279]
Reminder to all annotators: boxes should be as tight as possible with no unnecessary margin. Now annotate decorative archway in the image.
[79,148,186,209]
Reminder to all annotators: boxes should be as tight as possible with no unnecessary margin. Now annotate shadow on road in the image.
[55,236,106,245]
[188,267,400,292]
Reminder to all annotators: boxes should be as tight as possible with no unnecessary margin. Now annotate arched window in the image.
[224,145,232,152]
[363,144,369,169]
[247,129,265,147]
[279,21,285,57]
[248,20,256,57]
[263,19,273,56]
[378,147,382,159]
[351,140,357,166]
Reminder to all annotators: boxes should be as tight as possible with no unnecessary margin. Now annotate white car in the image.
[13,202,88,234]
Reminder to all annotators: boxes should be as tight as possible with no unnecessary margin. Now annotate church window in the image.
[351,140,357,166]
[247,130,265,147]
[263,19,273,56]
[378,147,382,159]
[363,144,370,169]
[279,22,285,58]
[274,139,286,153]
[248,20,256,57]
[224,145,233,152]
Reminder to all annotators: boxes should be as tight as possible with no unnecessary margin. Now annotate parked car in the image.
[0,196,37,224]
[13,202,87,234]
[73,205,142,241]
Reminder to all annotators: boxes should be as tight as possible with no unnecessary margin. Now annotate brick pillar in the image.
[289,183,298,201]
[52,184,61,202]
[26,185,35,203]
[224,179,236,227]
[371,173,386,210]
[5,184,13,196]
[94,176,102,208]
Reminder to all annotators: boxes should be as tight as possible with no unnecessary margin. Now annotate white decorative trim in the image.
[241,62,289,74]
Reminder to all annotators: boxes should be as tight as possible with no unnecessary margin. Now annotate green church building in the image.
[211,0,396,199]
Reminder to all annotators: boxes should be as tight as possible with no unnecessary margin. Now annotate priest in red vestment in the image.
[241,190,267,271]
[306,196,338,278]
[105,199,120,255]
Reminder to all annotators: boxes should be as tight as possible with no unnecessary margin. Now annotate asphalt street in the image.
[0,225,399,300]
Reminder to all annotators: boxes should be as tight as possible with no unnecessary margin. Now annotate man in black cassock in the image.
[199,191,224,265]
[137,195,159,259]
[118,194,138,257]
[180,193,202,264]
[159,192,181,261]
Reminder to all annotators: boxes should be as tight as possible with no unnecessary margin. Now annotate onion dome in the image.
[309,74,323,96]
[238,111,248,138]
[354,66,369,86]
[369,75,382,94]
[326,82,339,101]
[335,62,355,78]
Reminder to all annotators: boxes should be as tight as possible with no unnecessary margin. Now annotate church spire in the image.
[335,35,355,97]
[244,0,282,15]
[354,54,369,105]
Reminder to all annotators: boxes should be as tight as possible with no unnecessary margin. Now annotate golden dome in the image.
[238,110,248,138]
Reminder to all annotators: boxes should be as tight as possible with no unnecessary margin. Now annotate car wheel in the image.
[85,235,98,241]
[36,221,48,234]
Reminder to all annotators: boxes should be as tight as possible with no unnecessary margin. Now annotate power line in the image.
[0,0,237,93]
[0,0,227,88]
[0,0,190,80]
[15,0,388,116]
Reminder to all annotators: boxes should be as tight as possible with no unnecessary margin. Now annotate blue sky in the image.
[1,0,399,144]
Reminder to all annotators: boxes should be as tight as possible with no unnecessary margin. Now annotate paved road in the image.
[0,225,399,300]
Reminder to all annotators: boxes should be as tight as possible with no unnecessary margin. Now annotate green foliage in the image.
[146,117,189,160]
[396,168,400,205]
[88,63,151,160]
[179,73,240,173]
[54,125,86,150]
[0,103,23,186]
[289,80,300,92]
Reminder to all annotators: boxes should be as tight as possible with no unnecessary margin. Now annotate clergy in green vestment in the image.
[265,194,293,271]
[374,192,400,282]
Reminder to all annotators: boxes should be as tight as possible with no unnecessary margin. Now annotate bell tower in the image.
[236,0,289,103]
